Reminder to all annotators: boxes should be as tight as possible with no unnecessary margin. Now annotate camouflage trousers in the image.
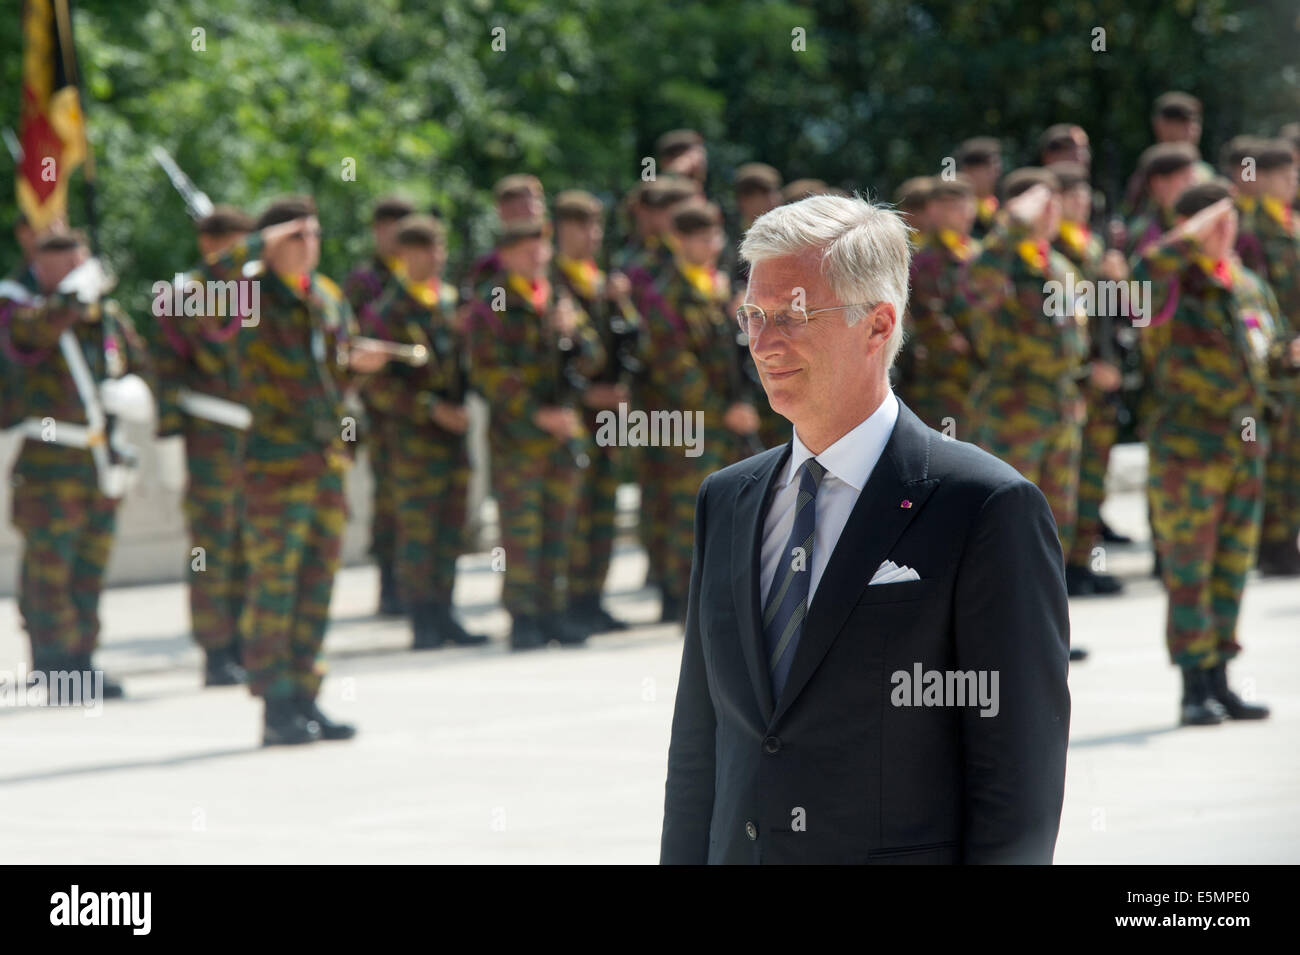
[972,393,1084,558]
[1067,386,1121,567]
[1148,448,1262,668]
[387,418,468,606]
[641,439,720,606]
[491,437,580,617]
[11,445,116,666]
[239,458,346,700]
[366,408,398,568]
[183,418,247,652]
[570,430,621,602]
[1262,394,1300,552]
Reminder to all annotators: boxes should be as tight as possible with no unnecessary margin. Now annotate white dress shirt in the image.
[759,390,900,610]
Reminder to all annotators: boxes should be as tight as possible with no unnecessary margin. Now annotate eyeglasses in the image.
[735,302,879,338]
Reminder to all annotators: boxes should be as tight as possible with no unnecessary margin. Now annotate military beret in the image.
[370,196,416,224]
[1219,136,1267,174]
[196,204,255,236]
[256,195,317,230]
[35,230,86,253]
[656,129,705,160]
[929,174,976,200]
[1039,124,1084,157]
[782,179,831,203]
[394,214,446,248]
[1174,179,1233,218]
[1252,139,1298,172]
[1045,161,1091,192]
[894,176,936,210]
[1138,142,1200,180]
[493,174,544,203]
[553,189,604,222]
[955,137,1002,168]
[1153,91,1202,122]
[639,176,700,209]
[671,199,722,235]
[734,163,783,194]
[496,216,551,248]
[1001,167,1063,200]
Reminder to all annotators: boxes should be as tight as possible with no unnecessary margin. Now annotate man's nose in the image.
[748,318,785,357]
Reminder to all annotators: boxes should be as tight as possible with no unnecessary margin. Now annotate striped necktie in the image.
[763,458,827,700]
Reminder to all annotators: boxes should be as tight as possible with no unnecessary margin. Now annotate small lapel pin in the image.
[900,499,912,509]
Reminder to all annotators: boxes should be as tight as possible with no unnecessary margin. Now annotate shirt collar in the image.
[784,390,900,491]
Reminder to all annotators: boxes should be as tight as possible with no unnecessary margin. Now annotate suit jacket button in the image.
[763,736,781,754]
[745,821,757,840]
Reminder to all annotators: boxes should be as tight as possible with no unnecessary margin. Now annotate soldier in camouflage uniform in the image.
[730,165,789,449]
[1133,181,1300,725]
[464,175,547,290]
[0,231,153,697]
[552,190,640,633]
[1122,93,1216,221]
[345,196,415,617]
[152,206,256,687]
[896,175,980,434]
[365,215,487,648]
[1233,141,1300,575]
[202,197,389,745]
[637,200,760,624]
[955,138,1003,242]
[965,170,1093,619]
[1049,162,1128,595]
[467,218,606,650]
[1125,144,1202,260]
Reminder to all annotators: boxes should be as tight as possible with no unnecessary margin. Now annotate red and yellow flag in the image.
[17,0,88,232]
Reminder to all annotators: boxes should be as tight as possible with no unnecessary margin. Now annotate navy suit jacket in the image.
[660,400,1071,864]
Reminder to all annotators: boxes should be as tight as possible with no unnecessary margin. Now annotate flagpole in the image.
[53,0,99,255]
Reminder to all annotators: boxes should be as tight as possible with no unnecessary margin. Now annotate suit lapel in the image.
[771,402,940,726]
[732,444,790,725]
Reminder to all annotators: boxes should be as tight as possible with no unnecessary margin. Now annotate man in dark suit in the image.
[661,195,1071,864]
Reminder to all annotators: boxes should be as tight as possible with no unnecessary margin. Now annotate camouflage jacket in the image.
[963,219,1090,407]
[0,280,152,478]
[1235,197,1300,334]
[344,255,398,335]
[202,233,360,476]
[1133,237,1297,458]
[0,262,40,429]
[466,269,604,448]
[364,273,468,432]
[552,255,642,386]
[899,228,982,390]
[151,261,252,437]
[638,259,745,419]
[1125,206,1176,263]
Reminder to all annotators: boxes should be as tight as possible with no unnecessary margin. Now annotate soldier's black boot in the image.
[1064,565,1096,597]
[1069,647,1089,662]
[1100,519,1133,545]
[70,653,125,700]
[1257,540,1300,576]
[510,614,547,652]
[204,646,247,686]
[296,695,357,741]
[1179,666,1226,726]
[262,697,321,746]
[432,604,489,646]
[569,594,629,633]
[411,601,445,651]
[377,562,404,616]
[541,614,590,647]
[1208,663,1269,720]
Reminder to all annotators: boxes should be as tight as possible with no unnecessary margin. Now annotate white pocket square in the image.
[869,559,921,584]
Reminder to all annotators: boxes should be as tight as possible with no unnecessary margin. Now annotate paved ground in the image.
[1,447,1297,863]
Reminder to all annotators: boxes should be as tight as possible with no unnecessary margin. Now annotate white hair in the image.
[739,194,911,366]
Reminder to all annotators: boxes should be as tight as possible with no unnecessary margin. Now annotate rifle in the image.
[552,290,592,470]
[150,145,214,220]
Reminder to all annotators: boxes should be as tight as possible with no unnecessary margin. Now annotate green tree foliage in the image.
[1,0,1296,321]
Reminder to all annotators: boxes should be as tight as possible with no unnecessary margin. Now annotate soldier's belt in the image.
[19,417,101,449]
[176,388,253,430]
